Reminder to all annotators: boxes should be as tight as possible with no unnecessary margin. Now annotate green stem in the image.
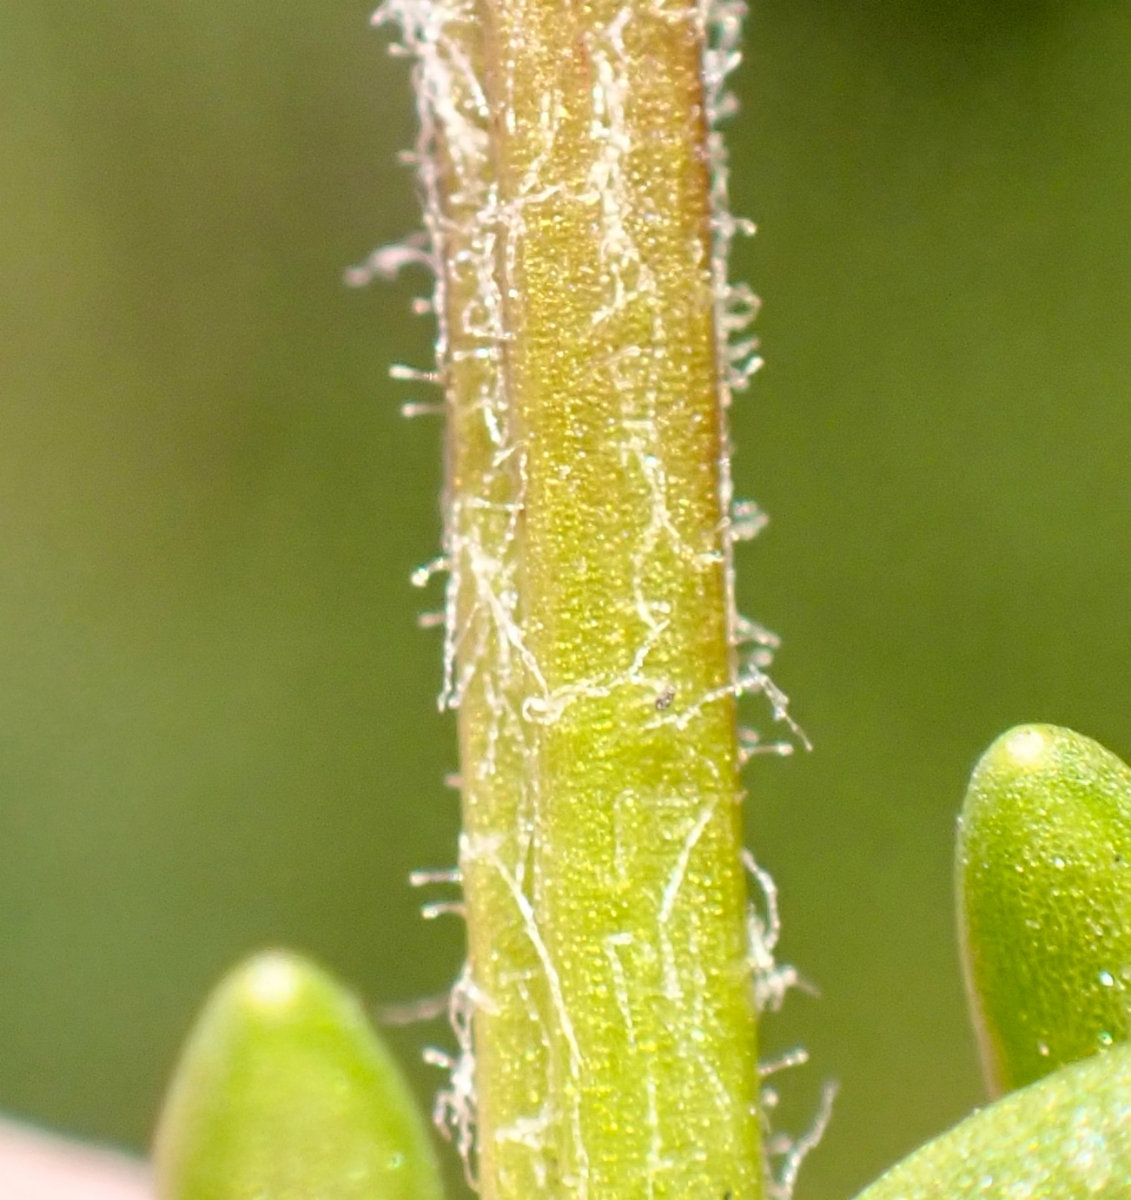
[382,1,765,1196]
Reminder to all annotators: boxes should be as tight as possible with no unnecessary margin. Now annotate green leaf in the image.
[853,1040,1131,1200]
[153,950,446,1200]
[958,723,1131,1094]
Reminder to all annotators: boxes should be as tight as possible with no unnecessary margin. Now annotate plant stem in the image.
[382,0,764,1195]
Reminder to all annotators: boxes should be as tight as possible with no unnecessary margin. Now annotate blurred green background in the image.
[1,0,1129,1197]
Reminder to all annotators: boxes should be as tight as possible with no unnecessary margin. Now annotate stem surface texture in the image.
[379,0,766,1195]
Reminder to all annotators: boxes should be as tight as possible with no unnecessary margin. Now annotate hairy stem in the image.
[381,0,765,1196]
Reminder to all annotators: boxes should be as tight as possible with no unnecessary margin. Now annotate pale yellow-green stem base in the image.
[381,0,767,1196]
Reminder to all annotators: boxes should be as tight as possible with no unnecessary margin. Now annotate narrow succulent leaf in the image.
[153,950,445,1200]
[957,723,1131,1095]
[854,1040,1131,1200]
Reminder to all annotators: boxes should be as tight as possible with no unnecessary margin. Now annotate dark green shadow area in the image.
[0,0,460,1180]
[737,0,1131,1195]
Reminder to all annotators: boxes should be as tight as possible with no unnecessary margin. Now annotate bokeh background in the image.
[1,0,1129,1196]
